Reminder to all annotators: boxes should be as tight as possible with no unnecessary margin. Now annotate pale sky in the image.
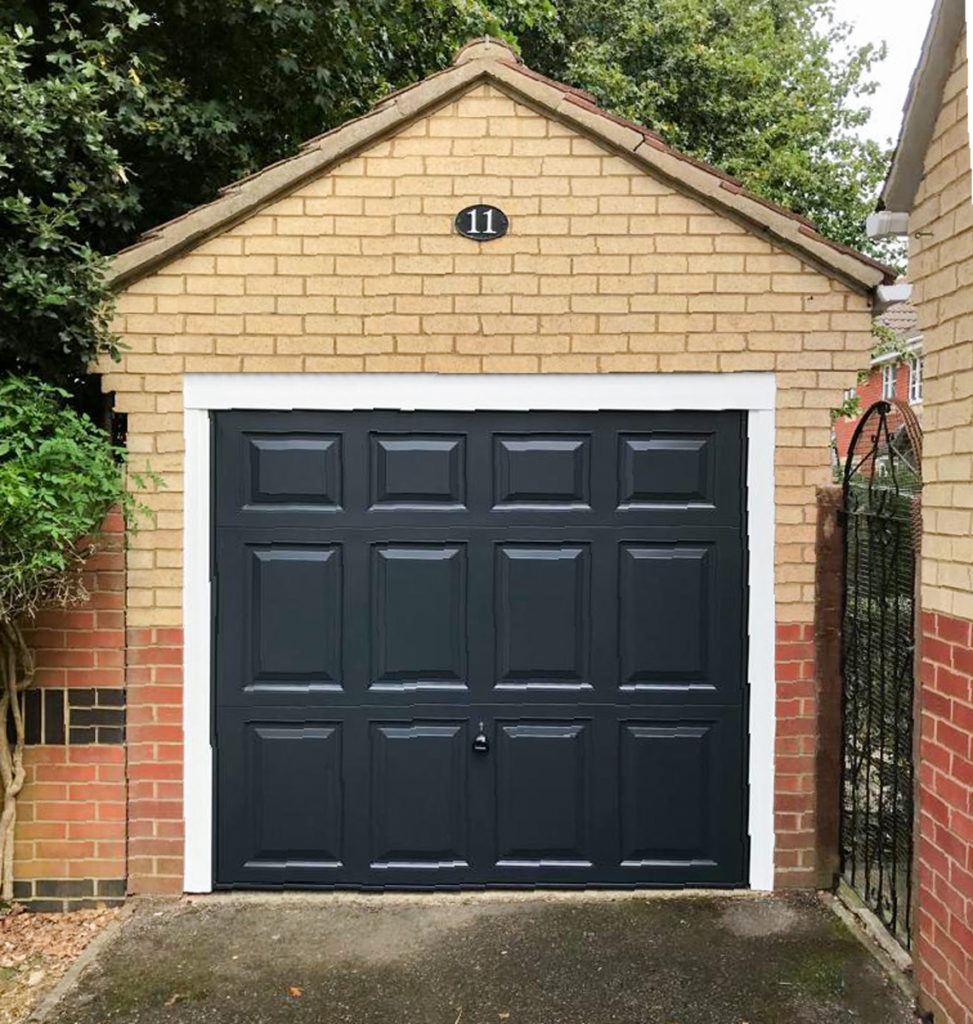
[831,0,937,148]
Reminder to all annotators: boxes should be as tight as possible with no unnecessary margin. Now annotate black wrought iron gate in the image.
[840,399,921,949]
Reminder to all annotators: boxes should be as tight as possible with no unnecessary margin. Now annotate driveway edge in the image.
[27,899,142,1023]
[822,891,917,1004]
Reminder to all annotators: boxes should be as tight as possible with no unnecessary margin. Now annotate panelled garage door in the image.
[213,409,749,888]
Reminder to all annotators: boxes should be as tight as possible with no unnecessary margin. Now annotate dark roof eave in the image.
[879,0,965,214]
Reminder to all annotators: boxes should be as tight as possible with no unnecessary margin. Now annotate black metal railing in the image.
[840,399,921,950]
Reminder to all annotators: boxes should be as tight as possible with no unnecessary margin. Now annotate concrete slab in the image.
[39,892,914,1024]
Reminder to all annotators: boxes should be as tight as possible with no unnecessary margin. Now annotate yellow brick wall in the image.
[104,82,873,630]
[910,30,973,620]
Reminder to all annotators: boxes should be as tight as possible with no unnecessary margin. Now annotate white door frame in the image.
[182,372,777,892]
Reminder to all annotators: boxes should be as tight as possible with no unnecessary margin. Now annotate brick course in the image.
[126,627,183,894]
[774,622,818,886]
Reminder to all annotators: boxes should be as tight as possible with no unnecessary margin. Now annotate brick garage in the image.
[17,38,897,900]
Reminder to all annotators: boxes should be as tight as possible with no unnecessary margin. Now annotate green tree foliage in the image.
[517,0,896,257]
[2,0,556,257]
[1,0,896,383]
[0,376,156,898]
[0,5,142,381]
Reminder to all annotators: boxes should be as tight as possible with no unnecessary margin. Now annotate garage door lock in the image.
[473,723,489,754]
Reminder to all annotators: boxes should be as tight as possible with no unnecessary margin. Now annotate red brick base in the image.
[127,627,183,894]
[775,622,818,888]
[18,607,823,896]
[916,610,973,1024]
[15,512,126,909]
[12,518,941,927]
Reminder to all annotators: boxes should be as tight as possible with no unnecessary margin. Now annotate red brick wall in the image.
[916,610,973,1024]
[15,512,127,909]
[14,515,188,903]
[126,627,183,894]
[775,622,818,887]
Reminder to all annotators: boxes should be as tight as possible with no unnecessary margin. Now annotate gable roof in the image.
[879,0,965,214]
[109,37,895,292]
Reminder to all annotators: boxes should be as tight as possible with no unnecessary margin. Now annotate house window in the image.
[882,363,896,400]
[909,358,923,404]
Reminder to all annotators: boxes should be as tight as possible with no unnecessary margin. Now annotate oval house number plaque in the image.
[455,204,508,241]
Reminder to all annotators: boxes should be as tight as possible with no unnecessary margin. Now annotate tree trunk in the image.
[0,619,33,901]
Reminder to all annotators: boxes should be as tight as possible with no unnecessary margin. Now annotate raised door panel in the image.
[495,544,591,690]
[494,721,591,867]
[369,721,469,869]
[246,545,343,691]
[242,722,343,870]
[618,721,716,867]
[370,544,468,690]
[493,434,590,508]
[617,432,716,509]
[243,433,342,509]
[370,434,466,508]
[618,543,715,690]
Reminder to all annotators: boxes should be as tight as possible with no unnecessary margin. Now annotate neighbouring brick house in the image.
[833,297,924,465]
[15,36,903,910]
[867,0,972,1020]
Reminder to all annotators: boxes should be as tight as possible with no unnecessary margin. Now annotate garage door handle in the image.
[473,723,489,754]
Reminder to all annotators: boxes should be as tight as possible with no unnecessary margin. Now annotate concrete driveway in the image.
[40,892,913,1024]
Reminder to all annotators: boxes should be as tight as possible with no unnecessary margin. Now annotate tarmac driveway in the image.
[40,891,914,1024]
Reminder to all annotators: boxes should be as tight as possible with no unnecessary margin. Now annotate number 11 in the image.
[467,208,496,235]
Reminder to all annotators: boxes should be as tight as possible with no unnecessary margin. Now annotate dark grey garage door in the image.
[213,409,749,888]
